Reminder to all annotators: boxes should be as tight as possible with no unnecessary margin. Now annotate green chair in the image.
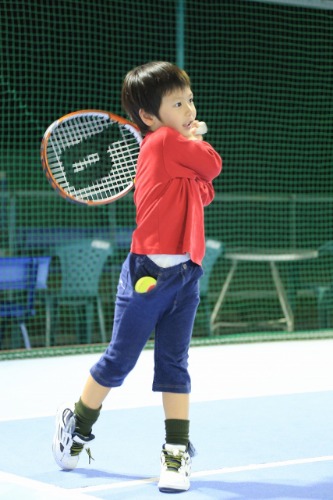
[199,239,224,335]
[47,238,112,345]
[295,241,333,329]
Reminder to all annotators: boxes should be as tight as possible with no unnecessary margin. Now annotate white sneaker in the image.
[52,405,95,470]
[158,443,191,493]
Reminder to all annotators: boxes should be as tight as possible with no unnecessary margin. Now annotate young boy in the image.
[52,61,222,493]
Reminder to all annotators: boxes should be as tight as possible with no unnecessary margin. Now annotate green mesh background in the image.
[1,0,333,352]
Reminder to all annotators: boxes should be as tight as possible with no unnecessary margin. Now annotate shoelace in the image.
[163,450,184,472]
[85,447,94,464]
[70,441,84,457]
[70,443,94,464]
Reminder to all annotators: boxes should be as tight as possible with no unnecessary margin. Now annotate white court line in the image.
[2,455,333,497]
[0,470,99,500]
[71,455,333,493]
[193,454,333,477]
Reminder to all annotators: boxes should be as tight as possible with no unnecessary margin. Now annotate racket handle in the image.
[196,121,208,135]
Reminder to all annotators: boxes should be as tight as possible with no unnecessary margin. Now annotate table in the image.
[211,248,319,333]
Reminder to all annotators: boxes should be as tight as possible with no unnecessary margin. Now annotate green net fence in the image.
[1,0,333,353]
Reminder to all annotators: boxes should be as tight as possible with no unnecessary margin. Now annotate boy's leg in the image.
[52,254,163,471]
[163,392,189,420]
[163,392,190,448]
[159,392,193,493]
[81,374,111,409]
[163,392,190,451]
[156,264,202,493]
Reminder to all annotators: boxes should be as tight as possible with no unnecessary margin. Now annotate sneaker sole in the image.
[158,484,190,493]
[158,474,190,493]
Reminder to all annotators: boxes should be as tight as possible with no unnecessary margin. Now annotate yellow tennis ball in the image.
[135,276,157,293]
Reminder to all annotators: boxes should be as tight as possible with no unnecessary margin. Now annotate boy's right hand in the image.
[189,121,208,141]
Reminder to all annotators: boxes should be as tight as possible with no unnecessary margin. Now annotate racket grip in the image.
[196,121,208,135]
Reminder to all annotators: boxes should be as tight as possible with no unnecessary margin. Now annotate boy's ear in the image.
[139,109,155,127]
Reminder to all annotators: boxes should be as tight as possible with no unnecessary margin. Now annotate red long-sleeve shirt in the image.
[130,126,222,265]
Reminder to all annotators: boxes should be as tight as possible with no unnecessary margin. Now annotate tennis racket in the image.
[40,110,208,206]
[40,110,142,206]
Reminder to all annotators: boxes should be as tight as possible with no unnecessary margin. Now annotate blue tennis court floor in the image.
[1,339,333,499]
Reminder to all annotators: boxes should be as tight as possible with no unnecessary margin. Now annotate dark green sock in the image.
[165,419,190,447]
[74,398,101,436]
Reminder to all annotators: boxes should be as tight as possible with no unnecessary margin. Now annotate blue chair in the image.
[35,256,51,290]
[46,238,113,345]
[34,256,52,346]
[0,256,50,349]
[199,239,224,335]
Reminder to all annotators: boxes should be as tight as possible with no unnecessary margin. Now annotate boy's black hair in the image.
[121,61,191,135]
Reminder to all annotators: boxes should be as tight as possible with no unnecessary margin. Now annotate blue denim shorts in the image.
[90,253,203,393]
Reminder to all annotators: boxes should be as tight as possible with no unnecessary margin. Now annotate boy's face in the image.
[150,86,197,138]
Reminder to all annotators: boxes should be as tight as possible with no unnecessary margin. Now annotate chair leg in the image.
[20,322,31,349]
[47,298,60,346]
[97,297,107,343]
[44,296,52,348]
[85,302,94,344]
[318,286,332,328]
[74,307,83,343]
[197,296,212,336]
[0,326,3,349]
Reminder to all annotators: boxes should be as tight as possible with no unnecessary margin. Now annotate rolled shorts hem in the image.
[90,369,124,389]
[152,383,191,394]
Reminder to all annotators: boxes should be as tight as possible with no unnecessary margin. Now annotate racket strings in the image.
[47,117,104,188]
[46,116,139,201]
